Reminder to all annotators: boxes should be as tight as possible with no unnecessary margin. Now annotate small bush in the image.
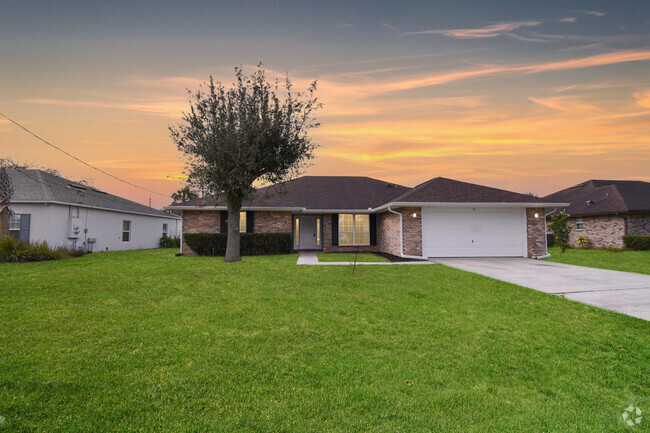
[160,236,181,248]
[183,232,292,256]
[576,236,589,248]
[623,235,650,251]
[0,236,86,262]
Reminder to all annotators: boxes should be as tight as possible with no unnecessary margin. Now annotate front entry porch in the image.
[293,215,322,250]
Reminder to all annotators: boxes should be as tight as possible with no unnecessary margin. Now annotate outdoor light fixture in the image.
[412,212,418,218]
[534,212,539,218]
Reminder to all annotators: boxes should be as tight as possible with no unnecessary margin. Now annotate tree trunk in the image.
[224,202,242,262]
[0,204,9,238]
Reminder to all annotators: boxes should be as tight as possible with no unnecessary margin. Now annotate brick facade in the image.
[526,208,547,258]
[321,213,381,253]
[377,211,401,256]
[627,212,650,236]
[254,211,292,233]
[568,214,626,248]
[400,207,422,256]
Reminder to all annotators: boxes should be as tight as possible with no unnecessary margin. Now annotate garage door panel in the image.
[422,208,526,258]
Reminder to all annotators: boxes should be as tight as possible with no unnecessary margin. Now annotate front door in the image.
[294,215,321,250]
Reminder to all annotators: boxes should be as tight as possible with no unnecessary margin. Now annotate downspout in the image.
[387,206,424,259]
[535,208,556,259]
[179,211,184,255]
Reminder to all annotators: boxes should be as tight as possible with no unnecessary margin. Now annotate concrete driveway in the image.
[434,258,650,321]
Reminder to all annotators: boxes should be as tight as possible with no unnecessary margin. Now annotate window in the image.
[122,220,131,242]
[69,206,80,218]
[294,218,300,246]
[316,217,321,247]
[339,214,370,246]
[575,217,584,230]
[9,214,21,238]
[162,223,168,238]
[240,212,247,233]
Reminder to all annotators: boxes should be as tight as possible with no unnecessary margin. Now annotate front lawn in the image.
[546,246,650,275]
[1,250,648,432]
[317,252,388,262]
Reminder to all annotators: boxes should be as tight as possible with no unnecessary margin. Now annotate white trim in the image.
[12,200,180,219]
[373,201,570,212]
[387,206,425,259]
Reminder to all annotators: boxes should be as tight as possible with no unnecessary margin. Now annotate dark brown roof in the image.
[388,177,547,204]
[171,176,409,210]
[543,180,650,216]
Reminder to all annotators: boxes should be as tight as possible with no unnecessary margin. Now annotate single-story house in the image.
[168,176,567,259]
[543,179,650,248]
[7,168,181,251]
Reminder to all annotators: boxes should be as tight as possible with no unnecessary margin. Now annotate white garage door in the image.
[422,207,526,258]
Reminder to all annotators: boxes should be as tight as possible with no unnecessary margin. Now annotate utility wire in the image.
[0,111,171,198]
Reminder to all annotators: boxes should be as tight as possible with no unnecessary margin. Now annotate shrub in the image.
[160,236,181,248]
[183,232,292,256]
[549,212,572,253]
[623,235,650,251]
[0,236,86,262]
[576,236,589,248]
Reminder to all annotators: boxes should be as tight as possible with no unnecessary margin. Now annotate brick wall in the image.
[627,212,650,236]
[400,207,422,256]
[322,213,380,253]
[254,211,292,233]
[181,210,292,255]
[526,208,547,258]
[377,211,401,256]
[568,214,626,248]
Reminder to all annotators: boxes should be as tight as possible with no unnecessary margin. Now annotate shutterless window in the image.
[122,220,131,242]
[339,214,370,246]
[69,206,80,218]
[9,214,21,238]
[575,217,584,230]
[162,223,168,237]
[239,212,247,233]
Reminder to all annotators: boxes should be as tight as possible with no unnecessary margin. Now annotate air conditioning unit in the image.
[68,219,81,238]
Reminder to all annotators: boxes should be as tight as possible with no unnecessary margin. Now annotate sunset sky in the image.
[1,0,649,208]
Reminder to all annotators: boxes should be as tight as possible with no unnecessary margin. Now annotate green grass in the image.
[546,246,650,275]
[317,252,388,262]
[1,250,648,432]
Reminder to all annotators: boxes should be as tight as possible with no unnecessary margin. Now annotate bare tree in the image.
[170,65,321,262]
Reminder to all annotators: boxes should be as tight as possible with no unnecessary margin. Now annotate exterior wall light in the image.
[534,212,539,218]
[412,212,418,218]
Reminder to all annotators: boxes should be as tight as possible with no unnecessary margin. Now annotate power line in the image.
[0,111,171,198]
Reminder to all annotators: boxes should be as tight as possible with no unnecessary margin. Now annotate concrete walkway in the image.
[296,251,434,266]
[434,258,650,321]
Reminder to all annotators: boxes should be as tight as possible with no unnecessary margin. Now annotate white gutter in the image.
[387,206,425,260]
[533,208,557,260]
[11,200,181,219]
[373,201,570,212]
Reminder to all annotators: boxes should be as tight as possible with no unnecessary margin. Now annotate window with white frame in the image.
[9,214,21,237]
[339,214,370,246]
[69,206,80,218]
[162,223,168,238]
[122,220,131,242]
[575,217,584,230]
[239,212,247,233]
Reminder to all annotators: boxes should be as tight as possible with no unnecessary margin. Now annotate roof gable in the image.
[386,177,547,204]
[544,179,650,215]
[8,169,177,218]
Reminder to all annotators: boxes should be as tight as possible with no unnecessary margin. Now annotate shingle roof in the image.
[171,176,410,210]
[387,177,547,204]
[543,180,650,216]
[169,175,551,210]
[8,169,178,218]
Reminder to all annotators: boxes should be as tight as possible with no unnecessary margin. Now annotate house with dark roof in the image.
[7,169,180,251]
[167,176,567,258]
[543,180,650,248]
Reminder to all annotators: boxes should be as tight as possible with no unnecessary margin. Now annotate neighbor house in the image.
[7,168,180,251]
[168,176,567,259]
[544,180,650,248]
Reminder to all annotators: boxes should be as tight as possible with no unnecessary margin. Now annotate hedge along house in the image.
[7,168,181,251]
[544,180,650,248]
[168,176,568,259]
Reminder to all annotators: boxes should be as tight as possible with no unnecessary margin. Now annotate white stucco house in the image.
[7,168,180,251]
